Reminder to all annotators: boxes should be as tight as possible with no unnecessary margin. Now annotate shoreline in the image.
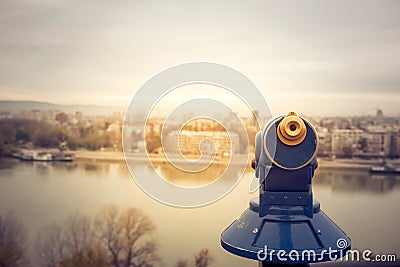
[3,149,399,171]
[72,151,400,171]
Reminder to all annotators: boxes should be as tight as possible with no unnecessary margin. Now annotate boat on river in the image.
[369,161,400,174]
[11,150,74,162]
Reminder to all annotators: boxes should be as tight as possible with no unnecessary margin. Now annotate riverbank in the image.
[4,148,398,170]
[317,158,387,171]
[74,150,250,165]
[75,150,125,162]
[73,150,400,170]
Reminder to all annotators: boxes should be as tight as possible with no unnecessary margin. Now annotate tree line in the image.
[0,205,213,267]
[0,119,121,153]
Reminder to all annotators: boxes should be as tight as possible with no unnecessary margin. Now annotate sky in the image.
[0,0,399,116]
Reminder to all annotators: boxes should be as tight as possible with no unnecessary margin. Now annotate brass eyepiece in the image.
[277,111,307,146]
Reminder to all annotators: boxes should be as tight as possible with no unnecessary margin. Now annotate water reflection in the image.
[152,161,243,187]
[0,157,19,170]
[0,157,399,267]
[84,162,100,172]
[314,170,400,194]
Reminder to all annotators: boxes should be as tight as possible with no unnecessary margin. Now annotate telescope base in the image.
[221,198,351,264]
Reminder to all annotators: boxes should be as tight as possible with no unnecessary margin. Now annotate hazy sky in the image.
[0,0,399,116]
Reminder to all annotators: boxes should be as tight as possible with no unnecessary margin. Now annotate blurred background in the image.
[0,1,399,267]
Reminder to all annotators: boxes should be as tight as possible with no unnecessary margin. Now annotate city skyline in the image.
[0,1,399,116]
[1,101,399,159]
[0,99,399,120]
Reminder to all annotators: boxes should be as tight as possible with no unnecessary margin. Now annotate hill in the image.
[0,100,123,116]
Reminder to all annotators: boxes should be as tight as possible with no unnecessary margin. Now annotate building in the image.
[361,128,391,157]
[376,109,384,124]
[315,127,331,157]
[165,130,240,157]
[331,129,364,157]
[390,131,400,158]
[19,109,60,122]
[106,120,122,139]
[0,112,12,119]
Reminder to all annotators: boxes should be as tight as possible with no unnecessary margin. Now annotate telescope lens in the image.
[276,111,307,146]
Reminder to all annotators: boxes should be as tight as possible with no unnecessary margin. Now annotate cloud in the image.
[0,0,399,115]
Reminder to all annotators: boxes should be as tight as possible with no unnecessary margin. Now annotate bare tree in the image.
[0,211,27,267]
[65,214,94,254]
[35,214,95,267]
[94,205,159,267]
[194,249,213,267]
[36,223,67,267]
[58,243,110,267]
[35,206,158,267]
[94,205,120,267]
[174,259,188,267]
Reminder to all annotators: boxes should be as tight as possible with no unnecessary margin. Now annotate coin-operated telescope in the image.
[221,112,351,266]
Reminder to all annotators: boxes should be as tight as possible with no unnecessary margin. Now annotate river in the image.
[0,157,399,266]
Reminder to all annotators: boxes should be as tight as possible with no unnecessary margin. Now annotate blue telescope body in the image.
[221,112,351,264]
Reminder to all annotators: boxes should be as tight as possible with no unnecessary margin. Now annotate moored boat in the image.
[52,153,75,162]
[11,150,75,162]
[34,151,53,161]
[369,161,400,174]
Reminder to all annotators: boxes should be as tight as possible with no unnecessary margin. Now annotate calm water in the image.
[0,157,399,267]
